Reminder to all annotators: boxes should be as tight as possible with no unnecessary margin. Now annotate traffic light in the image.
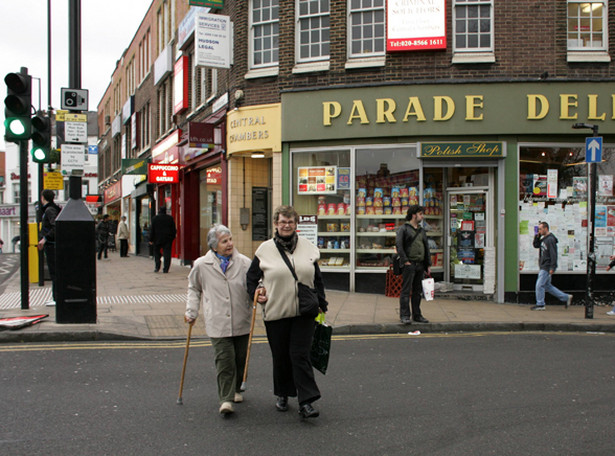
[4,70,32,142]
[31,112,51,163]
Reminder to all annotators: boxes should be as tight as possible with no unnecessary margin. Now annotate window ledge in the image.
[245,66,279,79]
[345,56,386,70]
[292,61,330,74]
[452,52,495,64]
[567,51,611,63]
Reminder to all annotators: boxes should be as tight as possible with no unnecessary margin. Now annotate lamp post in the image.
[572,122,599,319]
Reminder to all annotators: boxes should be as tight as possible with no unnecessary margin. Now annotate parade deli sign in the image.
[281,82,615,141]
[149,164,180,184]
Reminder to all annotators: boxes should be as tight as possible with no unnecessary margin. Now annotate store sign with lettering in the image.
[149,164,180,184]
[420,142,505,159]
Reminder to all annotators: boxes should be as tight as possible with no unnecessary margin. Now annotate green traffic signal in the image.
[31,112,51,163]
[4,70,32,142]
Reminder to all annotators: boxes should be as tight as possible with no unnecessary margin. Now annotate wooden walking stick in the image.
[176,322,194,405]
[241,289,260,391]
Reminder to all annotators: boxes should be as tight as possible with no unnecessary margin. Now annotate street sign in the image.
[43,171,64,190]
[60,88,89,111]
[88,145,98,154]
[65,120,87,143]
[585,136,603,163]
[60,143,85,175]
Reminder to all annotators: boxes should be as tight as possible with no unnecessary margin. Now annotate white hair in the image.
[207,224,232,251]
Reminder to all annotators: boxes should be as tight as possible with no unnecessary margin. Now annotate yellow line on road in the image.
[0,331,611,352]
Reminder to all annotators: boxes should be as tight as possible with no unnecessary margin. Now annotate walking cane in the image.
[176,322,194,405]
[241,289,260,391]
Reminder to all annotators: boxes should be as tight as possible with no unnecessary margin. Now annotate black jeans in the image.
[399,262,425,320]
[154,242,172,272]
[119,239,128,257]
[264,315,321,406]
[97,238,108,259]
[44,242,56,301]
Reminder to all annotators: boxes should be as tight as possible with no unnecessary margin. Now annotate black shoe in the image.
[163,270,169,273]
[154,269,160,273]
[400,317,412,324]
[276,396,288,412]
[299,403,319,419]
[413,316,429,323]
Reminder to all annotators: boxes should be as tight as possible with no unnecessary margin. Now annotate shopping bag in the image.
[422,277,435,301]
[311,313,332,375]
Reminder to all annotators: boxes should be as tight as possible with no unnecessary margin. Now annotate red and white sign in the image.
[173,56,189,114]
[387,0,447,51]
[149,163,180,184]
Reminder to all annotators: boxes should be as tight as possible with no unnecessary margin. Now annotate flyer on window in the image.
[598,174,613,196]
[298,166,337,194]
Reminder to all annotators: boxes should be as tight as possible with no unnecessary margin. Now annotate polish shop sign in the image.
[149,164,180,184]
[421,142,505,159]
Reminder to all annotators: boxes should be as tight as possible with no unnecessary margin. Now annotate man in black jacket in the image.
[532,221,572,310]
[395,205,431,324]
[96,214,111,260]
[149,206,177,273]
[37,189,61,304]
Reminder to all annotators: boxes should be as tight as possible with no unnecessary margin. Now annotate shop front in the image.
[282,82,615,302]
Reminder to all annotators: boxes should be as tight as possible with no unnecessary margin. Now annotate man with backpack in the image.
[396,205,431,324]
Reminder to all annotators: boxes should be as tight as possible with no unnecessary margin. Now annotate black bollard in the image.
[55,176,97,324]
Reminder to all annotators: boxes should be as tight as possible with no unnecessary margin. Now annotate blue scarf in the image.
[214,252,232,273]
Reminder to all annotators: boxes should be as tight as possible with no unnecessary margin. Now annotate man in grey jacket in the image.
[532,221,573,310]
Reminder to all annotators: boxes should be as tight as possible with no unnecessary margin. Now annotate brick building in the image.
[97,0,615,303]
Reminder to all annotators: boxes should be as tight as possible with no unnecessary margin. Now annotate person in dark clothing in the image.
[531,221,572,310]
[149,206,177,273]
[96,214,111,260]
[37,189,62,304]
[395,205,431,324]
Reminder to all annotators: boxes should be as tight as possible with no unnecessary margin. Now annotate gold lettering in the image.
[347,100,370,125]
[527,94,549,120]
[465,95,483,120]
[559,94,578,120]
[402,97,426,122]
[376,98,397,123]
[433,96,454,121]
[587,94,606,121]
[322,101,342,126]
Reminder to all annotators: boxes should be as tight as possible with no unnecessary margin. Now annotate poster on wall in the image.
[598,175,613,196]
[386,0,446,51]
[547,169,558,199]
[297,215,318,246]
[298,166,337,195]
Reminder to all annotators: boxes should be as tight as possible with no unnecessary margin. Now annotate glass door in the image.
[446,188,490,292]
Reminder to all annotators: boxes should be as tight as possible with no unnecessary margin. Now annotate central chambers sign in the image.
[281,81,615,141]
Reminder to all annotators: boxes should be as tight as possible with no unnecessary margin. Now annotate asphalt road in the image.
[1,333,613,455]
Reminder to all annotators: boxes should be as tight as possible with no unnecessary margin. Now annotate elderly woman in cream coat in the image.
[185,225,252,415]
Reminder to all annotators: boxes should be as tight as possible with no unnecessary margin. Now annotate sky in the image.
[1,0,153,149]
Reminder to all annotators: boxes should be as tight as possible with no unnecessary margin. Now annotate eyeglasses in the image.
[277,220,296,226]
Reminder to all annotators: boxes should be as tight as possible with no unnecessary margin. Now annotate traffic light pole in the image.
[19,139,29,310]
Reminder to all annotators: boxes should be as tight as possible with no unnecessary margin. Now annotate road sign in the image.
[44,171,64,190]
[88,145,98,154]
[585,136,603,163]
[65,120,87,143]
[60,143,85,175]
[60,88,88,111]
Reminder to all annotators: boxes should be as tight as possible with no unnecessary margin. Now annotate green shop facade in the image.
[280,82,615,303]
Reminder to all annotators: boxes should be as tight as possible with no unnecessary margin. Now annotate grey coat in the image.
[186,249,252,338]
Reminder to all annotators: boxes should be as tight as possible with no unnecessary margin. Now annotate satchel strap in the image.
[274,239,299,281]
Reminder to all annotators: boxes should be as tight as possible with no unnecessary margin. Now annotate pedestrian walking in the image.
[149,206,176,273]
[605,255,615,316]
[117,215,130,257]
[96,214,111,260]
[246,205,328,419]
[38,189,62,305]
[395,205,431,324]
[532,221,573,310]
[184,225,253,415]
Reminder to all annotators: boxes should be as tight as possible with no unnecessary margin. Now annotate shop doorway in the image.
[445,188,492,292]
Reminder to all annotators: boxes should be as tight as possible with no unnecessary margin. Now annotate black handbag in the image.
[274,240,320,318]
[311,313,332,374]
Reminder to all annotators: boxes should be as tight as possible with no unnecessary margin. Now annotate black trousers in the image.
[44,242,56,301]
[97,239,108,259]
[399,262,425,320]
[119,239,128,257]
[154,242,172,272]
[264,315,320,406]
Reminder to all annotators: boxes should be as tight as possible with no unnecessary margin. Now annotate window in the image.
[250,0,279,68]
[452,0,494,63]
[139,29,151,82]
[13,183,19,204]
[156,79,173,138]
[193,63,208,110]
[157,1,172,54]
[139,102,151,151]
[348,0,385,59]
[567,1,609,61]
[297,0,330,63]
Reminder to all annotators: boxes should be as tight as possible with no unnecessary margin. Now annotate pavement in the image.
[0,251,614,343]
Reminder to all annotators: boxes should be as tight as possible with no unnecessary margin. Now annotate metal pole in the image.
[19,138,30,310]
[586,127,598,319]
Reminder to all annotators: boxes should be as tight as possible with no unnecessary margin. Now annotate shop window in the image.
[199,166,223,257]
[519,145,615,273]
[292,149,351,271]
[567,1,610,62]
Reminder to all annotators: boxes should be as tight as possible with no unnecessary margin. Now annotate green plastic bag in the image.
[311,313,332,374]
